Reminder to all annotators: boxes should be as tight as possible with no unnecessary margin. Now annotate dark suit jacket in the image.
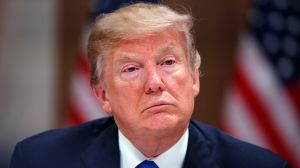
[10,117,290,168]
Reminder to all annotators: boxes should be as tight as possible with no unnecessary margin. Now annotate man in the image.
[10,3,290,168]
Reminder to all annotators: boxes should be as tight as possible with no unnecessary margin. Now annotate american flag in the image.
[223,0,300,167]
[66,0,160,123]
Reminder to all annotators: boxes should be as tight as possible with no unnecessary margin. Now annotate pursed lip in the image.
[143,101,174,112]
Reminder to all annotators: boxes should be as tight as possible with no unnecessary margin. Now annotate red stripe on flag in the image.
[66,101,86,126]
[286,81,300,122]
[77,52,90,75]
[235,65,297,167]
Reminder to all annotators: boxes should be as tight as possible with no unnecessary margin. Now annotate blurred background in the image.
[0,0,299,167]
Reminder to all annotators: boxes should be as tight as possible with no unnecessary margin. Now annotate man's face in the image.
[94,29,199,138]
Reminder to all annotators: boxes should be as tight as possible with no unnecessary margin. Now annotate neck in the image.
[121,126,188,158]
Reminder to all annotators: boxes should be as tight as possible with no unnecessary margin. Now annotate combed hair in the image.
[88,3,201,86]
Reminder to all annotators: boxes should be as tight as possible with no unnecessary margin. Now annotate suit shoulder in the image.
[190,120,290,168]
[10,117,116,168]
[17,117,114,153]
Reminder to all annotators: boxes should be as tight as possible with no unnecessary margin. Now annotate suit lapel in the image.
[81,122,120,168]
[183,121,220,168]
[80,119,220,168]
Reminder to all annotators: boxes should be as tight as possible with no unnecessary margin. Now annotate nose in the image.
[144,68,165,94]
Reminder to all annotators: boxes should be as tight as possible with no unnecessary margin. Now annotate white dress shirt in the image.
[119,129,189,168]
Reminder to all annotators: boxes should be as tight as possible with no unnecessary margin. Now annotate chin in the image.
[147,113,185,133]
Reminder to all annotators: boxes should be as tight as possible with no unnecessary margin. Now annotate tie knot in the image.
[135,160,159,168]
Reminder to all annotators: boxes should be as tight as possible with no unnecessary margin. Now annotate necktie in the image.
[135,160,159,168]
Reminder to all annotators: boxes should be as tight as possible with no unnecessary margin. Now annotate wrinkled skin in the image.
[94,28,199,157]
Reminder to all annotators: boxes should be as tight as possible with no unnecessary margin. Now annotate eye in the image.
[120,64,141,80]
[161,59,176,66]
[127,67,139,72]
[160,57,179,73]
[122,65,140,73]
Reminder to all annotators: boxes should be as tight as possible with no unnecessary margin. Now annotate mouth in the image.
[143,101,174,112]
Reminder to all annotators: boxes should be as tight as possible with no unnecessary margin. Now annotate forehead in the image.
[111,29,187,58]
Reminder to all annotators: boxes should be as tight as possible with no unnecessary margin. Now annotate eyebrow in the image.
[157,43,184,61]
[114,42,182,64]
[158,43,177,55]
[115,53,142,64]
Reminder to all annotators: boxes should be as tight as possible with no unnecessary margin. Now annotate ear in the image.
[92,85,112,114]
[192,71,200,97]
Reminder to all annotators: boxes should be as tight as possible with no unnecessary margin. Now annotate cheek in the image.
[108,80,143,108]
[165,71,195,96]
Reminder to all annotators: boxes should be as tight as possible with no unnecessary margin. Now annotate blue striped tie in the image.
[135,160,159,168]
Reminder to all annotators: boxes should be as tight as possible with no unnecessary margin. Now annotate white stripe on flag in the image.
[70,70,108,121]
[223,84,270,149]
[239,34,300,164]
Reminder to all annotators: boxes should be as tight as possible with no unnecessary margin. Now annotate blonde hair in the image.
[88,3,201,86]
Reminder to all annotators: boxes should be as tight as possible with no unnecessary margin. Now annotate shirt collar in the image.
[119,129,189,168]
